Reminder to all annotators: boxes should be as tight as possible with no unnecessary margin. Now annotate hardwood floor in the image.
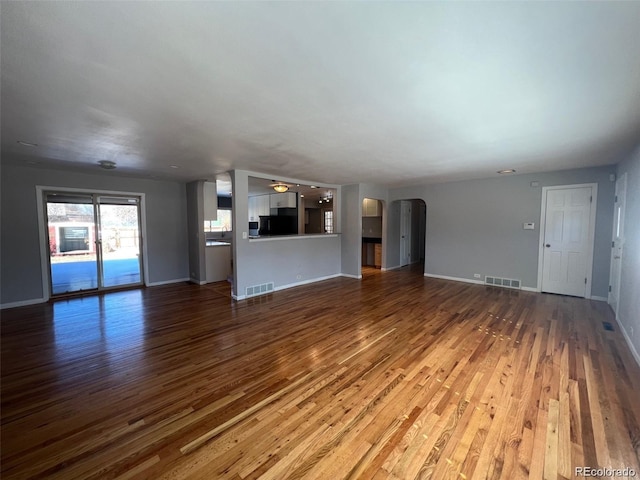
[2,267,639,479]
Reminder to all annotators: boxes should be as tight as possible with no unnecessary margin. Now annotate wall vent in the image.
[246,282,274,298]
[485,276,521,289]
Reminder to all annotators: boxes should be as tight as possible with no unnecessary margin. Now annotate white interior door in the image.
[609,174,626,313]
[541,186,593,297]
[400,200,411,266]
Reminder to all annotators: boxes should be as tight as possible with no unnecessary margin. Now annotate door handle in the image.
[614,256,621,259]
[545,244,551,248]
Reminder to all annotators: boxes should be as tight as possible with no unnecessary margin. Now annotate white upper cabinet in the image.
[203,181,217,221]
[270,192,297,208]
[362,198,381,217]
[248,195,272,221]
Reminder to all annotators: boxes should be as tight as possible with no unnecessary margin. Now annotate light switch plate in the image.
[242,231,248,239]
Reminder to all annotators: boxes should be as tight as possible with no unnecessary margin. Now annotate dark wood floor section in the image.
[2,268,639,479]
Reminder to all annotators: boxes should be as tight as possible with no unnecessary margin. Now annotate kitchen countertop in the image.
[206,240,231,247]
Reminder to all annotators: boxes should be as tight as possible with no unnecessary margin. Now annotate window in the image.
[324,210,334,234]
[204,209,232,233]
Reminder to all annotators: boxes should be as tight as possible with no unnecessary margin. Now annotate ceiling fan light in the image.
[273,184,288,193]
[98,160,117,170]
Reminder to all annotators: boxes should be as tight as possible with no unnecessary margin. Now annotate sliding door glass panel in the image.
[97,197,142,288]
[46,193,99,295]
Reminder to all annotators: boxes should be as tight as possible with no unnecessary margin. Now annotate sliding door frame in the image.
[36,186,149,301]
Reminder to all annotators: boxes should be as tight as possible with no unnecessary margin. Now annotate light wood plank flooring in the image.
[2,267,639,479]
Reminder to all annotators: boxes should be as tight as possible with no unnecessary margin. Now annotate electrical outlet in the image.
[473,274,481,279]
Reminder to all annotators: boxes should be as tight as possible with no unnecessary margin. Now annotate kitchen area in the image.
[247,176,336,237]
[362,198,383,269]
[187,178,233,285]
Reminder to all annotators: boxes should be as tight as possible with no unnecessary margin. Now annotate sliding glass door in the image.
[45,192,143,296]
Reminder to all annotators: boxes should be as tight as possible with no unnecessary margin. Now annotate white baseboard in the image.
[274,274,342,293]
[614,316,640,369]
[341,273,362,279]
[590,295,608,302]
[189,279,207,286]
[521,286,539,293]
[382,265,403,272]
[234,273,344,301]
[146,277,190,287]
[0,297,46,309]
[424,273,484,285]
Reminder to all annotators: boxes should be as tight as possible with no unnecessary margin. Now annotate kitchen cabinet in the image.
[205,244,232,282]
[362,198,381,217]
[374,244,382,268]
[270,192,297,208]
[203,181,217,221]
[248,195,270,221]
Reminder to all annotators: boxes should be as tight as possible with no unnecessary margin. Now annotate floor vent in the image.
[485,276,521,289]
[246,282,274,298]
[603,321,615,332]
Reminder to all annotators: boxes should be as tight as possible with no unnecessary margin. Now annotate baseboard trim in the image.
[382,265,403,272]
[0,297,47,309]
[424,273,541,292]
[614,315,640,369]
[424,273,484,285]
[341,273,363,279]
[146,278,190,287]
[189,279,207,286]
[521,286,539,293]
[234,273,344,301]
[274,274,342,293]
[590,296,608,302]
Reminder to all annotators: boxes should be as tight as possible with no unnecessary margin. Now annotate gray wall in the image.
[340,184,361,277]
[616,146,640,361]
[389,165,616,297]
[232,170,342,297]
[186,181,206,283]
[0,163,189,306]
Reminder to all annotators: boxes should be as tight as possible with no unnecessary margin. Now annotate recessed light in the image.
[98,160,117,170]
[497,169,516,174]
[17,140,38,147]
[170,165,179,169]
[310,185,318,189]
[300,194,305,198]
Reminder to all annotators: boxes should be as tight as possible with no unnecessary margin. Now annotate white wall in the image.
[0,164,190,307]
[388,165,616,297]
[616,146,640,363]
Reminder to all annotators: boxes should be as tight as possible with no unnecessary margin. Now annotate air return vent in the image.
[245,282,274,297]
[485,276,521,289]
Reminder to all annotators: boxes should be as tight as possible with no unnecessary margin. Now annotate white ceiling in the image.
[2,2,639,187]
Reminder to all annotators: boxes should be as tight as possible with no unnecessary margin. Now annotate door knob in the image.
[545,244,551,248]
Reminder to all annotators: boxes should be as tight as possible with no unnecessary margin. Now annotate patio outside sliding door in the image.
[96,196,143,288]
[45,191,143,296]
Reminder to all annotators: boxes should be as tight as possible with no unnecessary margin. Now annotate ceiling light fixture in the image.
[170,165,179,169]
[98,160,117,170]
[17,140,38,147]
[273,184,289,193]
[497,169,516,174]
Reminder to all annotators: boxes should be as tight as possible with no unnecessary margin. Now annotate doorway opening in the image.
[397,199,426,270]
[361,198,384,275]
[609,174,626,314]
[40,189,145,298]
